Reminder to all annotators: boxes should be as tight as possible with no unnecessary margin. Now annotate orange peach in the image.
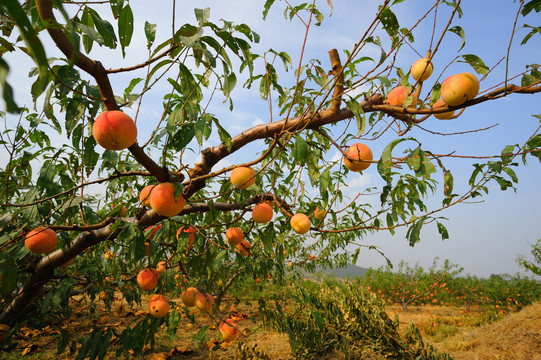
[219,319,239,342]
[290,213,311,234]
[195,292,214,313]
[25,227,57,254]
[432,99,455,120]
[410,58,433,81]
[252,203,273,223]
[314,206,326,220]
[148,294,170,318]
[92,110,137,151]
[149,182,186,217]
[386,86,418,107]
[139,185,155,208]
[225,227,243,247]
[156,261,166,274]
[60,256,75,268]
[181,287,199,307]
[344,143,373,172]
[441,72,479,106]
[177,226,195,250]
[112,203,128,216]
[230,167,256,189]
[137,268,159,291]
[235,240,252,257]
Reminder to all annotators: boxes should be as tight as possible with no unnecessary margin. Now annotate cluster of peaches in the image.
[386,57,480,119]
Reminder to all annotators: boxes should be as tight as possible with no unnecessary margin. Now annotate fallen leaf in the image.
[149,352,170,360]
[22,344,39,356]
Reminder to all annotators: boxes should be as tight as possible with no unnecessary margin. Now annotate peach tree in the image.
[0,0,540,356]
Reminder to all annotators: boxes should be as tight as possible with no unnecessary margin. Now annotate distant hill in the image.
[308,264,371,280]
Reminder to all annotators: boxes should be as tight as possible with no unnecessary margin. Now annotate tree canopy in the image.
[0,0,540,356]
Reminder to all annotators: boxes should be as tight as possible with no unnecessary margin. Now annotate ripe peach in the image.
[255,278,262,284]
[386,86,418,107]
[137,268,159,291]
[144,241,150,256]
[410,58,433,81]
[104,250,114,260]
[139,185,155,208]
[177,226,195,250]
[235,240,252,257]
[181,287,199,307]
[441,72,479,106]
[314,206,326,220]
[290,213,311,235]
[225,227,243,247]
[230,166,256,189]
[252,203,273,223]
[219,319,239,343]
[92,110,137,151]
[148,294,170,318]
[432,99,455,120]
[25,227,57,254]
[344,143,373,172]
[156,261,166,274]
[195,292,214,313]
[149,182,186,217]
[112,203,128,216]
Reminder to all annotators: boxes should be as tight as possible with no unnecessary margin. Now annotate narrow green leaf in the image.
[118,5,134,57]
[263,0,277,20]
[460,54,489,75]
[89,9,117,48]
[436,222,449,240]
[0,59,19,113]
[448,26,466,51]
[145,22,157,49]
[407,217,425,246]
[346,99,366,135]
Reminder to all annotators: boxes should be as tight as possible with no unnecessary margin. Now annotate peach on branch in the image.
[344,143,373,172]
[92,110,137,151]
[219,319,239,343]
[432,99,456,120]
[137,268,159,291]
[60,256,75,268]
[195,291,214,313]
[156,261,166,274]
[225,227,243,247]
[111,203,128,216]
[441,72,479,106]
[385,86,418,107]
[410,58,433,81]
[149,182,186,217]
[290,213,311,235]
[230,166,256,189]
[177,226,195,251]
[25,227,57,255]
[235,240,252,257]
[104,251,114,260]
[252,203,273,223]
[148,294,170,318]
[181,287,199,307]
[139,185,155,208]
[313,206,326,220]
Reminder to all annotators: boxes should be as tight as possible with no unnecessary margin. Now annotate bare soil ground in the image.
[1,297,540,360]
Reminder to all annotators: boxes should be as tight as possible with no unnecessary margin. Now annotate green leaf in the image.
[436,221,449,240]
[407,217,425,246]
[460,54,489,75]
[1,0,49,86]
[194,8,210,25]
[521,25,541,45]
[521,0,541,16]
[76,23,104,46]
[263,0,277,20]
[448,26,466,51]
[118,5,134,57]
[89,9,118,48]
[0,58,19,113]
[145,22,157,49]
[346,99,366,135]
[213,117,232,151]
[294,136,308,161]
[377,138,410,180]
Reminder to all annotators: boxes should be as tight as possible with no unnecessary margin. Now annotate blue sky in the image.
[2,0,540,278]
